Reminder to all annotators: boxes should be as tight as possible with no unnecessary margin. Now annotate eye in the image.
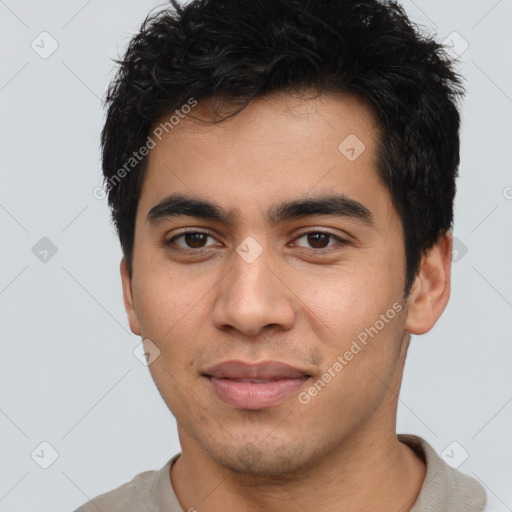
[164,229,348,254]
[166,231,220,251]
[292,231,347,251]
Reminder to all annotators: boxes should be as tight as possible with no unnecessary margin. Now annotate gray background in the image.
[0,1,510,511]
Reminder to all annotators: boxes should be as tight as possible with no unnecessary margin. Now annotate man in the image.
[76,0,487,510]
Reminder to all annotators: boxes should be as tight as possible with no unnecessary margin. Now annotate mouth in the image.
[202,360,312,410]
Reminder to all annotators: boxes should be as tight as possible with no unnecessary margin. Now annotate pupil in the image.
[308,233,329,248]
[186,233,206,248]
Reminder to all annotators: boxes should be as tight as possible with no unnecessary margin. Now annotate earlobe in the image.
[120,258,142,336]
[405,231,453,335]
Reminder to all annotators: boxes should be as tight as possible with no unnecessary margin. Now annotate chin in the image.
[204,438,316,477]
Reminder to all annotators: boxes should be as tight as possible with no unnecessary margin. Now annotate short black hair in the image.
[101,0,465,297]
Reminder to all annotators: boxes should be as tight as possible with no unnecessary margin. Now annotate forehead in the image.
[137,92,394,228]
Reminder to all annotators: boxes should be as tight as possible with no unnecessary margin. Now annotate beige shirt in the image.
[74,434,486,512]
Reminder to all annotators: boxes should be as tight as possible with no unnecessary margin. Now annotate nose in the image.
[212,243,296,337]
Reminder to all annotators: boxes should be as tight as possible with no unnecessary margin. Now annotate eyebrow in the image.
[147,193,374,227]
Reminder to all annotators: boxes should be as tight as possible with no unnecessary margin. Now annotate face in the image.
[121,92,448,476]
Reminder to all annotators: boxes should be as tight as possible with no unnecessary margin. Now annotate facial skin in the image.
[120,92,452,512]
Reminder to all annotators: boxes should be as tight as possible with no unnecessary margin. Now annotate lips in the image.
[202,360,311,409]
[203,360,310,380]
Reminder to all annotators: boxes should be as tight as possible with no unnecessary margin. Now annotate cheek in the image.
[300,263,397,337]
[132,262,208,336]
[295,257,406,393]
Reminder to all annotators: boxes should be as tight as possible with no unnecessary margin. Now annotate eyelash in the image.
[164,230,348,254]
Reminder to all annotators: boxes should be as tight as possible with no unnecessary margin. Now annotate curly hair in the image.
[101,0,465,297]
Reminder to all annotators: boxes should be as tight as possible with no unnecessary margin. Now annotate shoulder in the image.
[398,434,487,512]
[73,458,176,512]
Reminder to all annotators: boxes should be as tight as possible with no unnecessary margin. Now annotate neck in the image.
[170,421,425,512]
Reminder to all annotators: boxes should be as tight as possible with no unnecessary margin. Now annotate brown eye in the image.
[166,231,218,250]
[306,233,331,249]
[182,233,208,248]
[294,231,344,250]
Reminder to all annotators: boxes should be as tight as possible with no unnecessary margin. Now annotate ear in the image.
[405,231,453,335]
[120,258,141,336]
